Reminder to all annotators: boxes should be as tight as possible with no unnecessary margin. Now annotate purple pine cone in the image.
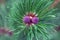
[8,31,13,36]
[32,17,39,24]
[23,16,30,23]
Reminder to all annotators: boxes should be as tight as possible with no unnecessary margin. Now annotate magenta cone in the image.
[23,16,31,23]
[32,17,39,24]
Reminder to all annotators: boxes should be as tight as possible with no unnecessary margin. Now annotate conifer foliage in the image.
[7,0,57,40]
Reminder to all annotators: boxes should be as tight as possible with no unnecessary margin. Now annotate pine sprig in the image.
[8,0,57,40]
